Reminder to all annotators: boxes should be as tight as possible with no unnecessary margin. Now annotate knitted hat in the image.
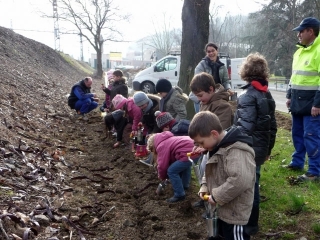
[112,94,127,110]
[133,92,149,107]
[155,111,174,129]
[107,70,114,80]
[155,79,172,93]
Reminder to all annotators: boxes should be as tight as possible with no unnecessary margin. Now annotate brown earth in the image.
[0,26,292,240]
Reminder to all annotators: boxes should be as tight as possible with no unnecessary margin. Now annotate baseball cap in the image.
[292,17,320,31]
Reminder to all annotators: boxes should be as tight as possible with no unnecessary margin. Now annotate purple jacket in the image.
[126,98,142,131]
[154,131,195,180]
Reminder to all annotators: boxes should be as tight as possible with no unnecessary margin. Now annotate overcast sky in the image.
[0,0,262,61]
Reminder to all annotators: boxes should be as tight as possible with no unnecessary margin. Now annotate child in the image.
[234,52,277,235]
[190,72,233,129]
[147,131,197,203]
[155,79,188,120]
[139,111,190,167]
[132,91,161,135]
[104,94,142,148]
[189,111,255,240]
[154,111,189,136]
[100,70,114,112]
[102,70,128,109]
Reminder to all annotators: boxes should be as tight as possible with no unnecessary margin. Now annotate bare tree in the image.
[51,0,129,79]
[179,0,210,119]
[147,13,179,58]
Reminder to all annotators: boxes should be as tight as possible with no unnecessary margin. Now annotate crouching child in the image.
[147,131,197,203]
[189,111,255,240]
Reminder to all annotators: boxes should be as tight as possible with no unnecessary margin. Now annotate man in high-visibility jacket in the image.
[285,17,320,181]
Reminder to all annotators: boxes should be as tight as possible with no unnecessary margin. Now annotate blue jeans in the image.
[167,160,192,197]
[290,115,320,176]
[194,102,200,113]
[75,98,98,114]
[253,165,261,208]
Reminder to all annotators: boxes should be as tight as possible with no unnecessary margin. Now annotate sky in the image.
[0,0,262,62]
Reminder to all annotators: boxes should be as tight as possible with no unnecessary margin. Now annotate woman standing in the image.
[189,42,233,112]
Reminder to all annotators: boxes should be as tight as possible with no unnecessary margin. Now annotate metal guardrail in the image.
[271,79,289,91]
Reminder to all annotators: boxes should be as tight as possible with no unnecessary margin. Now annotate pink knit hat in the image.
[107,70,114,80]
[112,94,127,110]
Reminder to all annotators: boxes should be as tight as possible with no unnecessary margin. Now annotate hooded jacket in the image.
[200,126,255,225]
[200,84,234,129]
[160,86,188,120]
[234,79,277,166]
[154,131,195,180]
[126,98,142,131]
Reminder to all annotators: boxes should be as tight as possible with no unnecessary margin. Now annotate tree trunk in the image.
[178,0,210,119]
[96,48,103,79]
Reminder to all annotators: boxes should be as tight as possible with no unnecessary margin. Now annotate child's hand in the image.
[192,146,205,154]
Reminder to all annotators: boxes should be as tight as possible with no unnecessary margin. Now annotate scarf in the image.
[159,88,174,111]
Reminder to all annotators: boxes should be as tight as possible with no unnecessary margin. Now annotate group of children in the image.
[100,52,277,240]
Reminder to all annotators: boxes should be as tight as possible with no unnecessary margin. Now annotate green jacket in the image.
[287,36,320,115]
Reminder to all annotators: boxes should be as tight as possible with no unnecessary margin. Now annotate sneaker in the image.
[193,199,205,208]
[82,114,88,121]
[297,173,320,182]
[166,195,185,203]
[139,158,153,167]
[282,164,303,171]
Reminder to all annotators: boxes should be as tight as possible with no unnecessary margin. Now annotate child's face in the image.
[138,103,148,110]
[194,87,214,104]
[192,131,219,151]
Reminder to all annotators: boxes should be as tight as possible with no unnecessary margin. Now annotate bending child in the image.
[104,94,142,148]
[147,131,197,203]
[189,111,255,240]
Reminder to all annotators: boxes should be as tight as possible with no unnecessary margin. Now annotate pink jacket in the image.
[126,98,142,131]
[154,131,195,180]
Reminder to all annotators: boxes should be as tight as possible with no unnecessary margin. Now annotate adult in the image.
[285,17,320,182]
[67,77,99,117]
[155,79,188,120]
[189,42,233,113]
[102,69,128,111]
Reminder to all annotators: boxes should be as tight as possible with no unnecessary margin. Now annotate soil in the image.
[0,26,292,240]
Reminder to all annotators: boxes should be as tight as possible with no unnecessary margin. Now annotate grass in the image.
[191,118,320,239]
[59,52,94,75]
[258,127,320,239]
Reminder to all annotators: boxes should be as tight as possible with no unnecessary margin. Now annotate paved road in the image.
[234,88,289,113]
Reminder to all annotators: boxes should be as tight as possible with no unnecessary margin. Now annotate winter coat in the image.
[200,84,233,129]
[160,86,188,120]
[126,98,142,131]
[195,56,231,90]
[199,127,255,225]
[68,79,93,109]
[103,78,128,102]
[142,94,161,134]
[234,80,277,166]
[154,131,195,180]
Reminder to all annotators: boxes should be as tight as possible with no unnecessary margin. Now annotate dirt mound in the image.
[0,26,292,239]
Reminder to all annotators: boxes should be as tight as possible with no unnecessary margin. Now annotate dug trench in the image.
[0,26,292,239]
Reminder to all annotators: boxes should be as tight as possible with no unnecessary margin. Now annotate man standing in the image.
[285,17,320,181]
[68,77,99,118]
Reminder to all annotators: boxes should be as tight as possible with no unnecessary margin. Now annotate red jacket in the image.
[154,131,195,180]
[126,98,142,131]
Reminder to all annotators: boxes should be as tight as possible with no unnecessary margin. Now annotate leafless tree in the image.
[50,0,129,79]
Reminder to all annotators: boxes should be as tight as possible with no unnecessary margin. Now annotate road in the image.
[234,88,289,113]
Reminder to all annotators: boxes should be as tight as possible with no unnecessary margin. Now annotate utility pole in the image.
[53,0,60,51]
[79,33,83,61]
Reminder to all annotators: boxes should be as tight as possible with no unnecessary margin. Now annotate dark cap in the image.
[292,17,320,31]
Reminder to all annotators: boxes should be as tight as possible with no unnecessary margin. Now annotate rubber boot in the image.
[244,205,259,235]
